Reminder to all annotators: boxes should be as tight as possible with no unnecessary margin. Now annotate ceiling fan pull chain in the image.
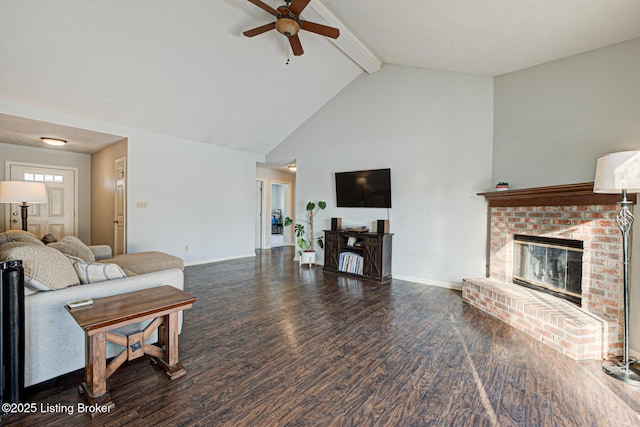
[285,37,291,65]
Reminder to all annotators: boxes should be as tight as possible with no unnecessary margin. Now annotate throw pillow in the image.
[66,255,126,284]
[0,242,79,291]
[41,234,58,244]
[0,230,44,246]
[48,235,95,262]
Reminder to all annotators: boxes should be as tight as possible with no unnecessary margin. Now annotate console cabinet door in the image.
[324,232,340,270]
[363,236,382,279]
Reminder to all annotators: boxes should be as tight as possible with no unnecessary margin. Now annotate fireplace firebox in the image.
[513,234,583,305]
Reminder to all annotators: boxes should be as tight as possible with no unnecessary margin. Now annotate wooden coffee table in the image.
[66,285,197,411]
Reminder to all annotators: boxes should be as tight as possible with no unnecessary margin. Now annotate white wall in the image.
[267,64,494,287]
[493,37,640,188]
[1,99,260,265]
[127,136,258,264]
[0,142,92,243]
[493,37,640,354]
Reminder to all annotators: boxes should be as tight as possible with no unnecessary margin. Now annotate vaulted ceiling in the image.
[1,0,639,156]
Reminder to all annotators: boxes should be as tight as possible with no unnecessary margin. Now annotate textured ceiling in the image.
[324,0,640,76]
[1,0,639,156]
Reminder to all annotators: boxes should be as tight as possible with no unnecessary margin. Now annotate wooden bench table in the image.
[66,285,197,411]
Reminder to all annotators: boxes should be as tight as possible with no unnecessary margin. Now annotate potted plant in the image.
[284,201,326,266]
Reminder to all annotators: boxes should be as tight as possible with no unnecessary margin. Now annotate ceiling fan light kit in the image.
[243,0,340,57]
[275,18,299,37]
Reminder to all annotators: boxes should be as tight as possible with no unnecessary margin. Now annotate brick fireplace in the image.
[462,183,635,360]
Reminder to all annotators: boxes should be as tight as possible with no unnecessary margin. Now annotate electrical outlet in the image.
[136,201,148,208]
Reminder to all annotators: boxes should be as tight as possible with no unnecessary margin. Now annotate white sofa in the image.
[0,231,185,387]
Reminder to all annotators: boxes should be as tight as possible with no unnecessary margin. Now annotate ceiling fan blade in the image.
[300,21,340,39]
[246,0,278,16]
[289,34,304,56]
[243,22,276,37]
[288,0,311,16]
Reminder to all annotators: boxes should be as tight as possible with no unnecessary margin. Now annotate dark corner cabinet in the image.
[323,230,392,281]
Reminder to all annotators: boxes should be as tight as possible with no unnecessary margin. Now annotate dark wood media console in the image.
[323,230,392,281]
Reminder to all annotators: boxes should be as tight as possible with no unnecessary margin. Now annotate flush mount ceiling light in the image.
[288,165,297,171]
[40,137,67,146]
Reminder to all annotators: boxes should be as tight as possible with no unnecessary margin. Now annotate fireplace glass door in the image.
[513,235,583,305]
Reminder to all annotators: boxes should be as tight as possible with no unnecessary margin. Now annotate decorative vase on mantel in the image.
[495,182,510,191]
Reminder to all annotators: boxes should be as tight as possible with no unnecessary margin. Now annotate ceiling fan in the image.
[243,0,340,56]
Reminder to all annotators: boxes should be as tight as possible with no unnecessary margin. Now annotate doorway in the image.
[271,182,289,247]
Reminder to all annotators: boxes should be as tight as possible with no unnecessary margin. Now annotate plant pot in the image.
[299,251,316,269]
[495,185,509,191]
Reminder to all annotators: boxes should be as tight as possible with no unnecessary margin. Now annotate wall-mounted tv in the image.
[335,168,391,208]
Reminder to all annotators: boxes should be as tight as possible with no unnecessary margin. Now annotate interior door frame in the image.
[4,161,79,236]
[256,178,266,249]
[270,180,292,246]
[114,157,127,255]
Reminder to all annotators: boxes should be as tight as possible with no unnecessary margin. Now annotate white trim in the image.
[256,178,267,250]
[114,156,127,255]
[307,1,381,74]
[393,274,462,291]
[184,252,257,267]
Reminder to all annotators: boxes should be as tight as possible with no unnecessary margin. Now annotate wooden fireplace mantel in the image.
[477,182,636,207]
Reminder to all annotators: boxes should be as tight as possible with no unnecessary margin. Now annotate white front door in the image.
[6,162,77,238]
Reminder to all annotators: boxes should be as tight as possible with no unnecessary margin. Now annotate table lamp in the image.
[0,181,48,232]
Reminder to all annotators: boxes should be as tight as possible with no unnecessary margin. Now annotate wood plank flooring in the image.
[3,246,640,426]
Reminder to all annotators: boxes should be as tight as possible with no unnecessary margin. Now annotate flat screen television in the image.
[335,168,391,208]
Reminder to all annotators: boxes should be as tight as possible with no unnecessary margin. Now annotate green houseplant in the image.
[284,201,326,256]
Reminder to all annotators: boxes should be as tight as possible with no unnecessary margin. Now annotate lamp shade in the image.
[594,151,640,194]
[0,181,48,204]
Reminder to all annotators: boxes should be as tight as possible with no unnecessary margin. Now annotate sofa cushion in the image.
[66,255,126,284]
[0,242,79,291]
[101,251,184,275]
[0,230,44,246]
[48,236,95,262]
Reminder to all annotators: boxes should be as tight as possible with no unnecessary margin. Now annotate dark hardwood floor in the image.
[3,246,640,426]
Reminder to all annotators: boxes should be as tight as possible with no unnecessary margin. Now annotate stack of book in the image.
[339,252,363,275]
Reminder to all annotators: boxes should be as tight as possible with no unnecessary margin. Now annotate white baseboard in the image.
[393,274,462,291]
[184,252,256,267]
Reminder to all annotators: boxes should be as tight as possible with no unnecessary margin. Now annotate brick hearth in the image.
[462,183,632,360]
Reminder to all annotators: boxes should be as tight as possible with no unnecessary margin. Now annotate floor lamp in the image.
[594,151,640,385]
[0,181,48,232]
